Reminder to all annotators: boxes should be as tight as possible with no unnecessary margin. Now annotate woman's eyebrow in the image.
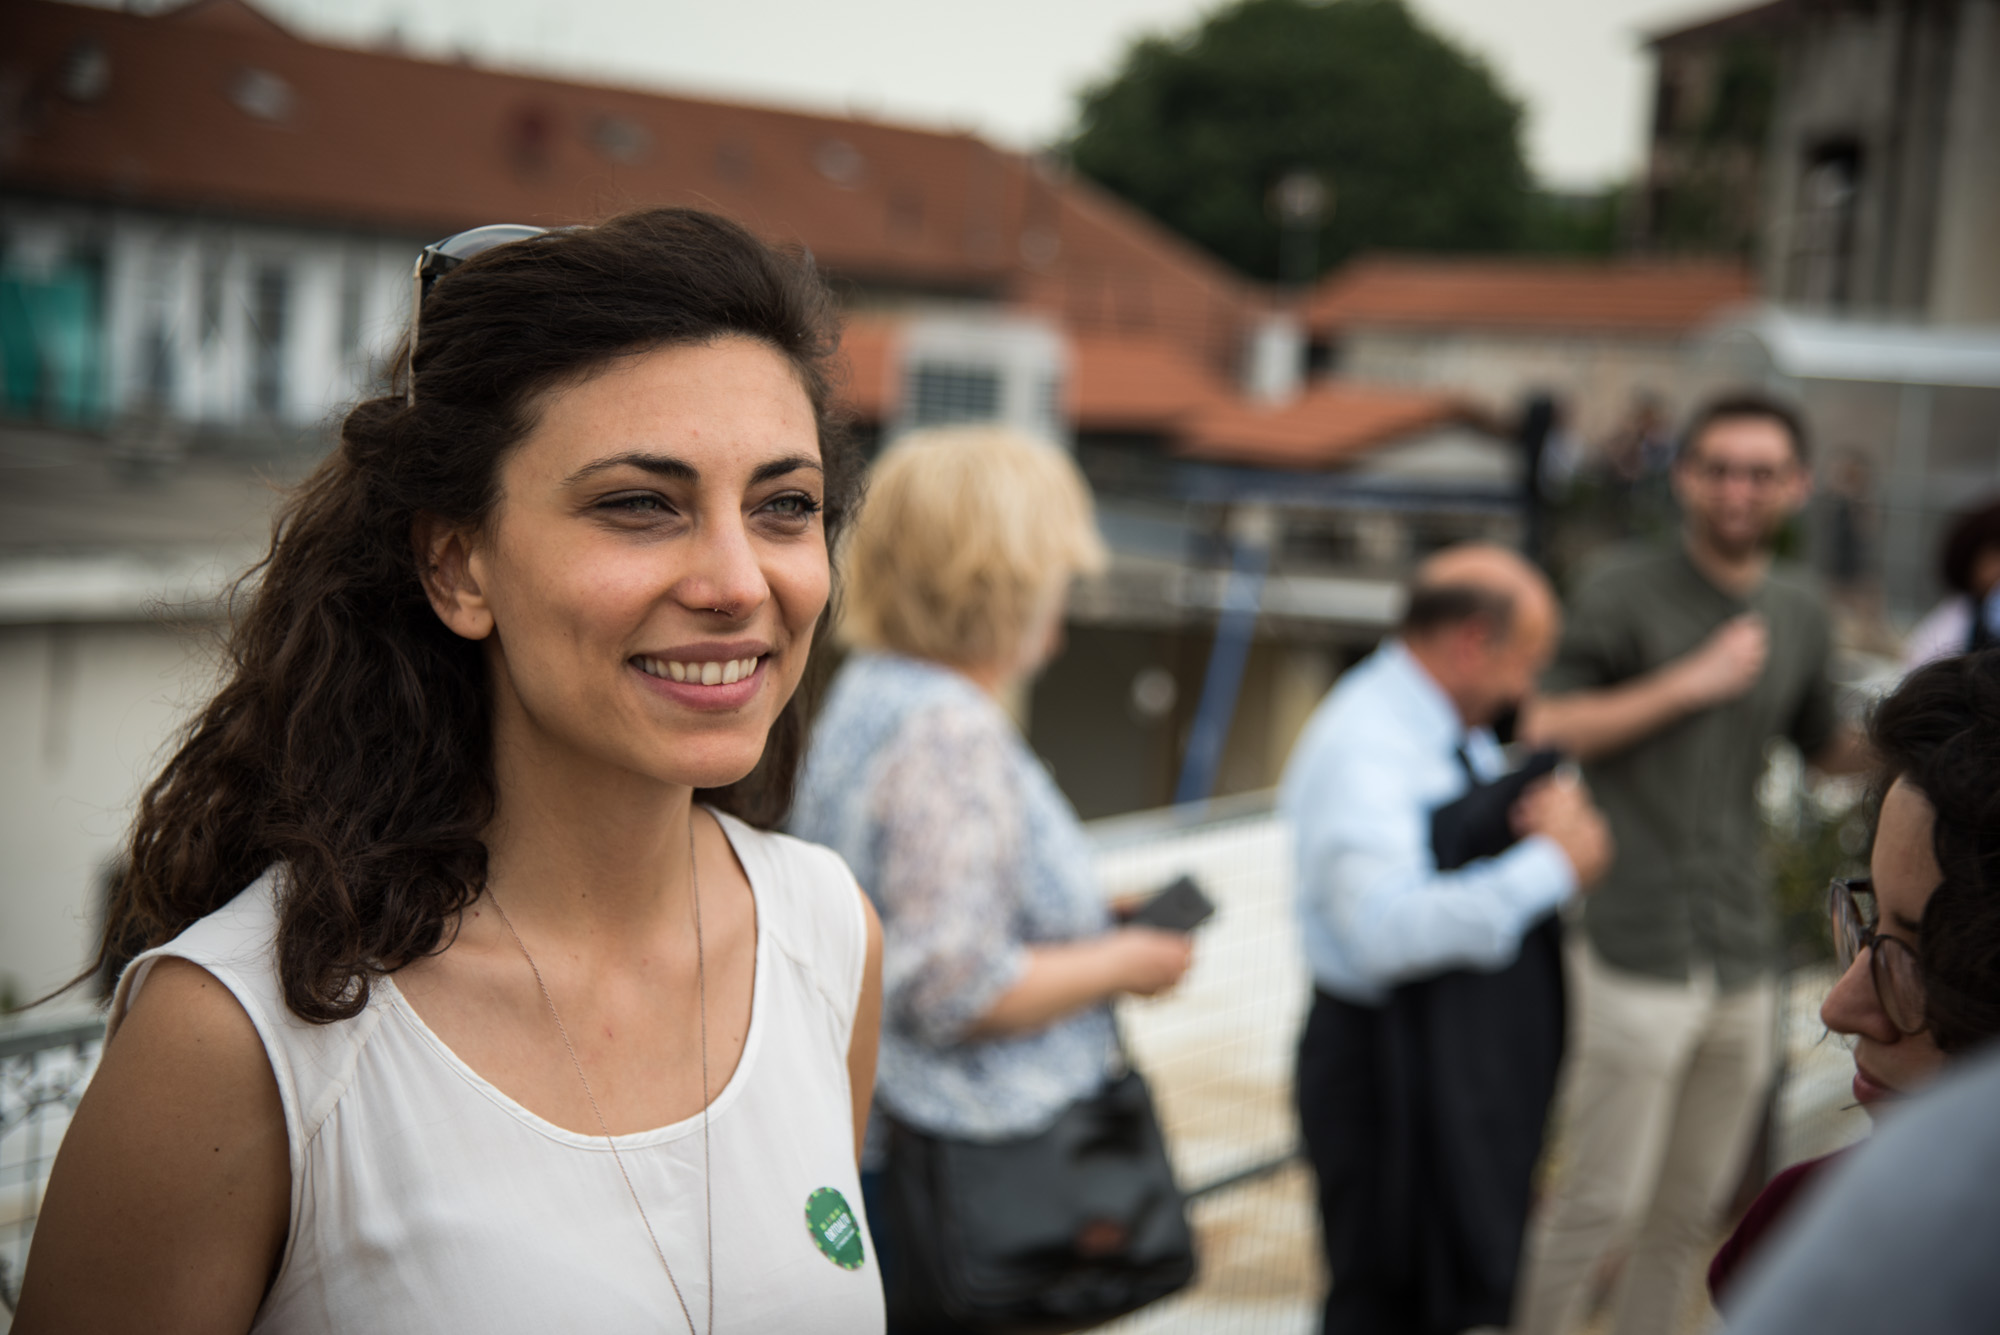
[563,452,697,486]
[1893,910,1923,935]
[750,455,824,485]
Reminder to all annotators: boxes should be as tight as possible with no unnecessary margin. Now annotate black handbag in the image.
[880,1063,1198,1333]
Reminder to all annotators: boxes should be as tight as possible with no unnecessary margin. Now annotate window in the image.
[1789,141,1862,310]
[0,253,107,425]
[137,247,177,406]
[337,262,365,360]
[905,361,1001,429]
[199,251,224,345]
[249,263,288,417]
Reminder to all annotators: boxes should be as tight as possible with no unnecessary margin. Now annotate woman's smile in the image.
[630,641,774,711]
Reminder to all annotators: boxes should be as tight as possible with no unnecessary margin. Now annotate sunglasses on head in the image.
[405,223,548,405]
[1828,875,1927,1035]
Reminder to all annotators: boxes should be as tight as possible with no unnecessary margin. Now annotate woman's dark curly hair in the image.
[86,207,861,1024]
[1867,648,2000,1053]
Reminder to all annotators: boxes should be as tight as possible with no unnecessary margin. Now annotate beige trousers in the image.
[1512,939,1777,1335]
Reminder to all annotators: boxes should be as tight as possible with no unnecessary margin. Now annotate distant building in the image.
[1634,0,2000,626]
[1641,0,2000,324]
[0,0,1258,441]
[1304,255,1756,443]
[1635,1,1789,258]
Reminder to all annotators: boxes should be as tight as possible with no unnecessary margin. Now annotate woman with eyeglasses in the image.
[1707,647,2000,1306]
[16,210,885,1333]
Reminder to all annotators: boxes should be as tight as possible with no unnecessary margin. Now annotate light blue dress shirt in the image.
[1280,639,1576,1005]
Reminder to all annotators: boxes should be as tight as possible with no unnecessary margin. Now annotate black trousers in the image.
[1296,988,1422,1335]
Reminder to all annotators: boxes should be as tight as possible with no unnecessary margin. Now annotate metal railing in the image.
[1090,792,1320,1333]
[0,1014,103,1317]
[0,797,1870,1333]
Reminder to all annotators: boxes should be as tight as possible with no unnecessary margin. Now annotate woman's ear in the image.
[413,515,495,641]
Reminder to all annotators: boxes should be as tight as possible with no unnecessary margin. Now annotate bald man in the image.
[1280,544,1610,1335]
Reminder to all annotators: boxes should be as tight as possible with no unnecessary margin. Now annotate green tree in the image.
[1066,0,1533,281]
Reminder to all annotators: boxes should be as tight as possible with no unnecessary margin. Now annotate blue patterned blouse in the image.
[791,652,1118,1162]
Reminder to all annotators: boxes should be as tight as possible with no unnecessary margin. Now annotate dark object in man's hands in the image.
[1126,875,1216,932]
[1430,748,1562,871]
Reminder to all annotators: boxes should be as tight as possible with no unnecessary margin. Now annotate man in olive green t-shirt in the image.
[1513,393,1866,1335]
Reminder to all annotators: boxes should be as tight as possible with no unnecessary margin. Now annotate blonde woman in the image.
[790,426,1192,1295]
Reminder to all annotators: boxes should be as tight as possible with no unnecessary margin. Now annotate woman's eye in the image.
[762,492,823,520]
[599,493,673,517]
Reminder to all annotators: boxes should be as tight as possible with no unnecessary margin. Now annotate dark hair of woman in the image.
[1867,648,2000,1053]
[85,207,861,1025]
[1938,497,2000,595]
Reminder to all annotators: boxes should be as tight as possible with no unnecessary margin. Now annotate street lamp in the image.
[1269,169,1332,290]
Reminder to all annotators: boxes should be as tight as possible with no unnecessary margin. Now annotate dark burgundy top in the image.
[1708,1149,1853,1307]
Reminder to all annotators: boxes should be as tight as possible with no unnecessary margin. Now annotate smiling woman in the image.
[15,211,885,1334]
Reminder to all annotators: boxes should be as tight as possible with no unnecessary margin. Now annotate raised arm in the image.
[14,958,289,1335]
[1522,613,1769,762]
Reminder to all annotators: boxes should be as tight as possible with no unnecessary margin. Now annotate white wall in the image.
[0,623,215,1004]
[1336,326,1702,445]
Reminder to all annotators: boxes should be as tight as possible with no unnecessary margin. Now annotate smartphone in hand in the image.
[1125,875,1216,933]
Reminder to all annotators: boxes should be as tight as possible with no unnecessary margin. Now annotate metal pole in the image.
[1174,505,1275,806]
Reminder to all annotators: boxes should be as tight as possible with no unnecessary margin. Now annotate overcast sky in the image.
[250,0,1737,189]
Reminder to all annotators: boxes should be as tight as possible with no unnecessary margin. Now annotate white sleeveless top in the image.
[110,812,884,1335]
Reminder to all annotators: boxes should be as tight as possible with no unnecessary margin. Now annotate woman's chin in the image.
[652,742,769,795]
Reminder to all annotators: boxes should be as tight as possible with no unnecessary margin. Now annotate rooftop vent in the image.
[814,139,864,187]
[715,141,752,184]
[229,67,294,122]
[60,38,110,103]
[1019,227,1060,269]
[590,115,651,164]
[507,104,555,174]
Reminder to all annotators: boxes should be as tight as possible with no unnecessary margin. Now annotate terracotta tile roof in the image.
[1306,254,1755,336]
[833,315,1469,470]
[1067,333,1232,431]
[1174,382,1478,470]
[832,316,896,422]
[2,0,1253,370]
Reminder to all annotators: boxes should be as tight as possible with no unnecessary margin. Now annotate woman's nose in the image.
[678,513,769,617]
[1821,946,1898,1042]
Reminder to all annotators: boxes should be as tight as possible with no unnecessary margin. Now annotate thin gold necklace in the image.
[488,808,713,1335]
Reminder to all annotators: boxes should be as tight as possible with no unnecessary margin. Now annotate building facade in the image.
[1640,0,2000,324]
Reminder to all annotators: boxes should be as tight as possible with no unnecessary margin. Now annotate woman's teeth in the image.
[635,656,760,685]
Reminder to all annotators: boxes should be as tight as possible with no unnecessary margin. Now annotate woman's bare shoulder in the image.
[12,958,289,1334]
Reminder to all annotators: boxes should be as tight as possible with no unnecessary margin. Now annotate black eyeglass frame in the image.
[1828,875,1927,1035]
[405,223,549,404]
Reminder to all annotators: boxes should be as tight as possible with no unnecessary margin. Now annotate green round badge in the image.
[805,1187,866,1271]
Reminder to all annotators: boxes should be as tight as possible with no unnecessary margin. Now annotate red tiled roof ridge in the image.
[1036,164,1251,304]
[1174,378,1480,470]
[1332,251,1753,275]
[1308,250,1756,335]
